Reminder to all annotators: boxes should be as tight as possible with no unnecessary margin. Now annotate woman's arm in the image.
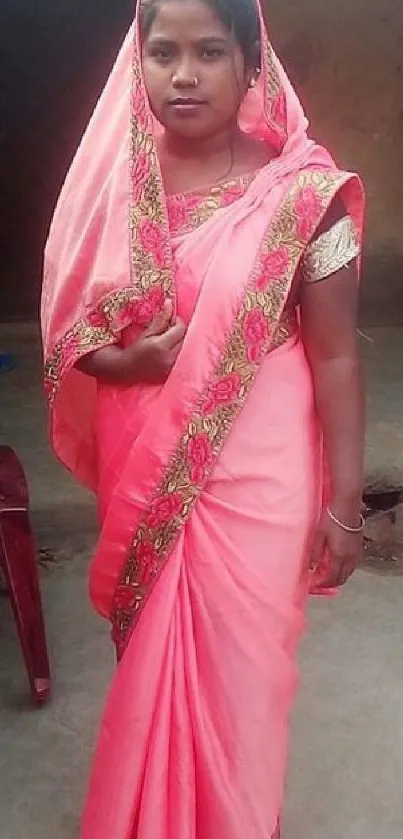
[300,261,364,521]
[76,302,186,386]
[300,260,365,588]
[77,344,134,385]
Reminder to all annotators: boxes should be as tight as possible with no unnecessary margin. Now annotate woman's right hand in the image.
[123,301,186,385]
[77,301,186,386]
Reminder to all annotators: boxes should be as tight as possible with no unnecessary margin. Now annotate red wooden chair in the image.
[0,446,51,705]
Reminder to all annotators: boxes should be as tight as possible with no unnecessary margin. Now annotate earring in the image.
[248,68,260,89]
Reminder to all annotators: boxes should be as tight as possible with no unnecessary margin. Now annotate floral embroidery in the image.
[136,541,160,584]
[133,151,151,203]
[262,40,287,142]
[257,246,290,290]
[220,183,245,207]
[202,373,242,415]
[166,195,192,233]
[147,493,183,528]
[243,309,269,362]
[187,434,214,485]
[132,79,148,131]
[44,22,360,656]
[132,284,165,328]
[271,306,297,351]
[167,175,255,236]
[43,279,173,402]
[111,170,352,657]
[44,287,141,403]
[45,28,289,408]
[129,38,174,305]
[114,584,141,613]
[138,219,167,269]
[272,91,287,129]
[295,186,324,240]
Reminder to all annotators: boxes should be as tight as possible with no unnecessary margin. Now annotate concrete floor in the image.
[0,326,402,839]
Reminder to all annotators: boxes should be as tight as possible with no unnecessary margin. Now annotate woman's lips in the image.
[168,98,207,117]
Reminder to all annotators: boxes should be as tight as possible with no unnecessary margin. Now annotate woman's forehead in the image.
[145,0,232,41]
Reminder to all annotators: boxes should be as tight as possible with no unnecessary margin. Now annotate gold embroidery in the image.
[262,41,287,141]
[111,170,353,656]
[129,47,175,302]
[127,21,287,307]
[43,166,282,406]
[44,288,138,403]
[167,175,254,235]
[302,216,360,283]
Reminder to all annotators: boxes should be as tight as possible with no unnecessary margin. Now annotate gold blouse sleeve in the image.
[301,215,360,284]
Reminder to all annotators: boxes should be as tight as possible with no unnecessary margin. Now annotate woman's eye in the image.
[149,47,173,63]
[201,47,225,60]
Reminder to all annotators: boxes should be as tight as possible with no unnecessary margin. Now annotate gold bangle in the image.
[326,506,365,533]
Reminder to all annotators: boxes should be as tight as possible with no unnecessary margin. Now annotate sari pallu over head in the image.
[41,0,364,654]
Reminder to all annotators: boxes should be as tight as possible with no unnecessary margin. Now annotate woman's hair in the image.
[139,0,261,70]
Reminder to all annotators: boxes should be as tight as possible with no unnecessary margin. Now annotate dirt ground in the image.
[0,324,402,839]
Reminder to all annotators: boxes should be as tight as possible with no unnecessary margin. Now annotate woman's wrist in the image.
[326,505,364,533]
[77,344,139,385]
[328,492,363,526]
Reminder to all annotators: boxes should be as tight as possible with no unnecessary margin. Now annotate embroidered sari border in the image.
[44,287,139,403]
[111,169,353,657]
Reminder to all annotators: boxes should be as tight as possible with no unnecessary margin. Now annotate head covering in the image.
[41,0,341,487]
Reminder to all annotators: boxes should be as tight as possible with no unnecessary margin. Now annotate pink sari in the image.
[42,3,364,837]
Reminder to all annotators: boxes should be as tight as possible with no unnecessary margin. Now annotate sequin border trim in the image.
[302,215,360,283]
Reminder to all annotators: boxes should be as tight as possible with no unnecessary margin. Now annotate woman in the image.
[42,0,365,836]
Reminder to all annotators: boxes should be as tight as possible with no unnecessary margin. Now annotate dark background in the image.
[1,0,133,320]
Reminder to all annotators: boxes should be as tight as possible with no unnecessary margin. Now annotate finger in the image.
[313,550,340,589]
[316,568,340,589]
[145,301,173,337]
[321,553,357,588]
[161,319,187,348]
[167,341,184,368]
[309,530,327,572]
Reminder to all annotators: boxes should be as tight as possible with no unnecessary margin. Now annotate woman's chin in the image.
[160,116,220,144]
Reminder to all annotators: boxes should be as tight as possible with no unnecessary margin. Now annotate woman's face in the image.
[142,0,252,141]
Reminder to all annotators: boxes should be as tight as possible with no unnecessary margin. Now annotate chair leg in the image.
[0,508,51,705]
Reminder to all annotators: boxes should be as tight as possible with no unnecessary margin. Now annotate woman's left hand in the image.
[309,507,363,589]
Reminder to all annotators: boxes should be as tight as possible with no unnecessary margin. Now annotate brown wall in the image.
[1,1,402,324]
[268,0,403,324]
[0,0,132,322]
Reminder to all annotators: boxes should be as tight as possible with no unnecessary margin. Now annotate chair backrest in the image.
[0,447,29,511]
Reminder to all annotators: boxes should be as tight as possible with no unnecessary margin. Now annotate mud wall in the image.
[267,0,403,324]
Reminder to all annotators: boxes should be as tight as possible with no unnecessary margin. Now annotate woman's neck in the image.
[160,125,242,164]
[158,126,273,195]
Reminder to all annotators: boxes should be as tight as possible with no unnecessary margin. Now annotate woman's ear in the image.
[246,40,261,89]
[247,67,260,90]
[252,39,261,73]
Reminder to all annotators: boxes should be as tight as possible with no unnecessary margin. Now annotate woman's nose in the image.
[172,62,199,90]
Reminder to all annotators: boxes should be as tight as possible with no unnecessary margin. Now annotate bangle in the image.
[326,506,365,534]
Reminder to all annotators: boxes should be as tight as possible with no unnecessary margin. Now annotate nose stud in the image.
[172,75,199,88]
